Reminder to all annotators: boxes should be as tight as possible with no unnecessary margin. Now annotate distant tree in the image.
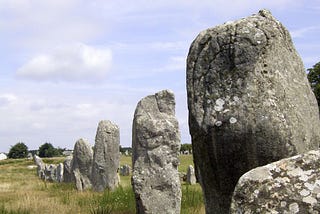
[8,142,28,159]
[180,143,192,154]
[38,142,62,158]
[307,62,320,108]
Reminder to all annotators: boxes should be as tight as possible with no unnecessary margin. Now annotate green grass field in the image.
[0,155,204,214]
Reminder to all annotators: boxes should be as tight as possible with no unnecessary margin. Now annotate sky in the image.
[1,0,320,153]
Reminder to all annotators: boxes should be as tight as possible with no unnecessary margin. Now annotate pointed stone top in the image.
[155,89,175,115]
[258,9,273,18]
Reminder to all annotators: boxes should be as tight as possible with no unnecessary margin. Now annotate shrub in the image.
[8,142,28,159]
[38,142,62,157]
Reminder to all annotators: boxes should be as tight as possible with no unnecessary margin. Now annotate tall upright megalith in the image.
[72,138,93,191]
[92,120,120,192]
[186,9,320,213]
[132,90,181,214]
[63,155,74,183]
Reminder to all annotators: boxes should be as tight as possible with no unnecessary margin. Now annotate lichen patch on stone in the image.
[231,150,320,213]
[229,117,237,124]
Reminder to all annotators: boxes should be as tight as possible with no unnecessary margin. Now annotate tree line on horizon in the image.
[7,142,193,159]
[7,142,64,159]
[307,61,320,108]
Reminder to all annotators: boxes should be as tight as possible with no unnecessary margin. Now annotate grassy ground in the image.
[0,155,204,214]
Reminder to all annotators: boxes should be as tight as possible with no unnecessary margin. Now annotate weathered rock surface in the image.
[231,150,320,213]
[120,164,131,176]
[186,165,196,185]
[132,90,181,214]
[56,163,64,183]
[34,155,46,179]
[186,9,320,213]
[44,164,57,182]
[63,155,74,183]
[33,155,61,182]
[72,138,93,191]
[92,120,120,192]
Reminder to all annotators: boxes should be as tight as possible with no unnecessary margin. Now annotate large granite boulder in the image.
[72,138,93,191]
[132,90,182,214]
[91,120,120,192]
[186,9,320,213]
[231,150,320,213]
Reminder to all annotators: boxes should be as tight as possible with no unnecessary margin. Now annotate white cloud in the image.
[151,56,186,73]
[0,0,315,153]
[290,26,320,38]
[0,88,136,151]
[0,0,101,52]
[0,93,17,106]
[16,43,112,82]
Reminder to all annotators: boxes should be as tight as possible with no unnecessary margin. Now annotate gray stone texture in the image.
[56,163,64,183]
[44,164,57,182]
[231,150,320,213]
[33,155,61,182]
[92,120,120,192]
[186,165,196,185]
[132,90,181,214]
[120,164,131,176]
[63,155,74,183]
[33,155,46,179]
[186,9,320,213]
[72,138,93,191]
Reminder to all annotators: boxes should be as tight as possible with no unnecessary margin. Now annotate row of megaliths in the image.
[33,9,320,214]
[186,9,320,213]
[73,120,120,191]
[60,120,120,191]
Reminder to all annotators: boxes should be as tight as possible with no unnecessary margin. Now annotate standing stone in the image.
[120,164,131,176]
[44,164,57,182]
[186,165,196,185]
[72,138,93,191]
[231,150,320,213]
[132,90,181,214]
[92,120,120,192]
[33,155,45,179]
[56,163,64,183]
[186,9,320,213]
[63,156,74,183]
[33,155,59,182]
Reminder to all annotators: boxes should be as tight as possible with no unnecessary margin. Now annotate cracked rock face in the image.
[92,120,120,191]
[72,138,93,191]
[132,90,181,214]
[231,150,320,213]
[186,9,320,213]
